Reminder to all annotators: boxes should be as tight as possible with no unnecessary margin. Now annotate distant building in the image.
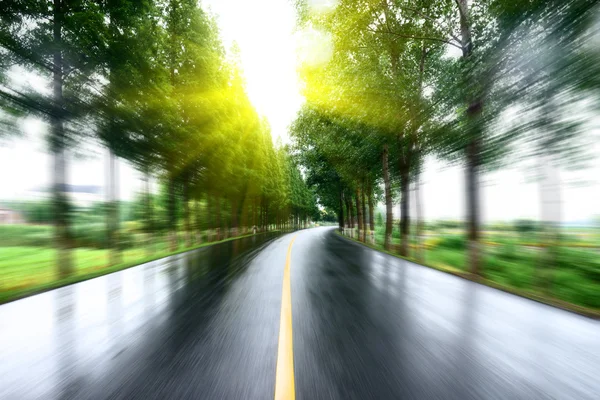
[0,208,24,224]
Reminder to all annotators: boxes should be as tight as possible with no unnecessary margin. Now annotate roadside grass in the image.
[369,225,600,250]
[425,248,467,273]
[0,247,152,291]
[0,230,282,304]
[338,229,600,315]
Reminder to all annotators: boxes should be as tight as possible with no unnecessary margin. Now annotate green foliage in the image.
[293,0,597,274]
[434,220,464,230]
[1,200,53,224]
[320,209,338,223]
[556,247,600,284]
[376,212,384,227]
[437,235,467,251]
[1,0,318,275]
[514,219,538,235]
[486,222,514,232]
[0,225,53,247]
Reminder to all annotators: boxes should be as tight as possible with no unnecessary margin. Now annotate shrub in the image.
[437,235,466,251]
[515,219,538,235]
[435,220,464,230]
[556,247,600,283]
[423,237,443,249]
[72,223,107,248]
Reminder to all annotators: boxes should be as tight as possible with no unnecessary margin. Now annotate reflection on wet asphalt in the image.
[1,227,599,399]
[0,232,284,400]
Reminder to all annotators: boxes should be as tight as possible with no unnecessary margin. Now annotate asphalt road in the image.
[1,227,599,400]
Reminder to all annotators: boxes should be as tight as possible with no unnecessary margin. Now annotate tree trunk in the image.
[225,199,231,238]
[53,147,71,277]
[338,190,344,230]
[415,171,424,263]
[348,196,354,236]
[106,150,121,265]
[231,197,239,237]
[215,195,222,240]
[240,197,248,235]
[195,196,201,244]
[206,194,213,240]
[168,177,178,251]
[355,188,362,241]
[368,181,375,232]
[259,197,264,231]
[383,145,393,250]
[399,166,410,257]
[458,0,483,275]
[105,10,121,265]
[361,182,367,242]
[344,196,350,232]
[144,170,153,256]
[414,43,426,263]
[52,0,72,278]
[265,203,269,231]
[466,140,481,274]
[252,197,256,230]
[183,179,191,248]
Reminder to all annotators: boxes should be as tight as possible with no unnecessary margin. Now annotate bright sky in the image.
[202,0,303,144]
[0,0,598,223]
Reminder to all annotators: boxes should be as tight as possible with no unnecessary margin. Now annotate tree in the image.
[293,0,597,275]
[294,0,446,253]
[2,0,106,277]
[2,0,317,273]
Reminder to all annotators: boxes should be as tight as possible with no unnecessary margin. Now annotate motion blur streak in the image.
[1,227,599,399]
[1,0,600,399]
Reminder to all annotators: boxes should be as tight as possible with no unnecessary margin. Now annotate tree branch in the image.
[396,5,463,49]
[397,5,439,25]
[366,27,463,50]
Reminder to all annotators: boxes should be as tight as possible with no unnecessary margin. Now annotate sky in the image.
[202,0,303,144]
[0,0,598,223]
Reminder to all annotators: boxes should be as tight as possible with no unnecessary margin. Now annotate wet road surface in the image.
[1,227,599,399]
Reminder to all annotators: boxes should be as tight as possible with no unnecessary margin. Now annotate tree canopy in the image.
[291,0,599,271]
[0,0,317,273]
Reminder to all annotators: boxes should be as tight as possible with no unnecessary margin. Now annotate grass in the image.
[0,230,281,305]
[425,248,467,272]
[338,228,600,318]
[0,247,151,290]
[0,225,53,247]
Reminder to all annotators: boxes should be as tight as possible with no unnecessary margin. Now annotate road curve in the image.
[0,227,598,399]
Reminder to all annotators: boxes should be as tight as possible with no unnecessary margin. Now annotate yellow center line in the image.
[274,235,297,400]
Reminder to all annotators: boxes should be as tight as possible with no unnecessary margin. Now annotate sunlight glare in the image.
[307,0,339,15]
[296,27,333,67]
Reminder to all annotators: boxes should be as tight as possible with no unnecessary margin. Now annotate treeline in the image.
[292,0,599,276]
[0,1,316,275]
